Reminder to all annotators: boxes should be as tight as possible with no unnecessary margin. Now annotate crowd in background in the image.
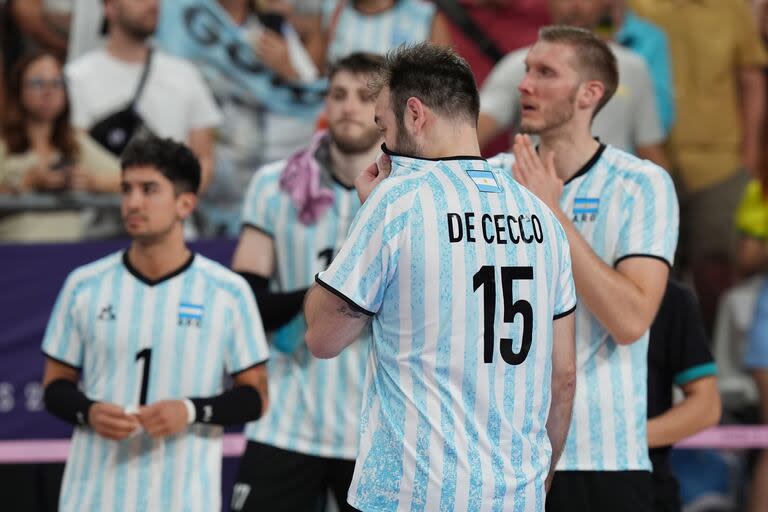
[3,0,768,510]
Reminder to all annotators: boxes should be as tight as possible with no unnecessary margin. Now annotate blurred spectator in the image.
[734,178,768,512]
[647,279,720,512]
[0,52,120,242]
[67,0,106,62]
[479,0,669,169]
[8,0,72,60]
[607,0,674,135]
[322,0,451,63]
[65,0,221,191]
[632,0,768,335]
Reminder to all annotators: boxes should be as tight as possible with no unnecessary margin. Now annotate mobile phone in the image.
[259,12,285,34]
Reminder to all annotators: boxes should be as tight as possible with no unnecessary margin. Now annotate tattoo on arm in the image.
[337,304,363,319]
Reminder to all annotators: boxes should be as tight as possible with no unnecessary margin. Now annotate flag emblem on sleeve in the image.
[466,169,502,193]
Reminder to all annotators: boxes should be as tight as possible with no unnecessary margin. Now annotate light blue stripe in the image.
[442,169,484,512]
[67,281,101,509]
[423,172,459,512]
[86,266,124,510]
[407,194,430,512]
[631,338,650,468]
[674,362,717,386]
[195,274,218,508]
[573,208,598,214]
[158,272,195,507]
[112,280,147,511]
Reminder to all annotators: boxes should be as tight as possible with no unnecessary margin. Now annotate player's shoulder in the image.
[601,145,674,188]
[194,253,252,289]
[64,251,124,294]
[244,159,288,200]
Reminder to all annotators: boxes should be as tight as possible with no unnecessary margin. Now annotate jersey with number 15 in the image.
[317,154,577,512]
[42,252,269,512]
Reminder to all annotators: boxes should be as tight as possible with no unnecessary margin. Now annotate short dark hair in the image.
[327,52,385,82]
[120,134,201,194]
[539,25,619,116]
[372,42,480,126]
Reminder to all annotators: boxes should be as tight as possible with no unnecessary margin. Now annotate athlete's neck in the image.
[329,141,381,188]
[127,228,190,281]
[106,30,151,63]
[537,129,600,183]
[421,121,482,159]
[353,0,395,15]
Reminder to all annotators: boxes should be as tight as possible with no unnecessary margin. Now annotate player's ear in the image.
[404,97,426,133]
[577,80,605,112]
[176,192,197,221]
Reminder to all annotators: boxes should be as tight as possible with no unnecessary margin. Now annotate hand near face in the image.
[355,152,392,204]
[511,134,563,213]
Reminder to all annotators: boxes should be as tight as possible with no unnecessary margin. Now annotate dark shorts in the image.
[546,470,653,512]
[651,470,682,512]
[231,441,358,512]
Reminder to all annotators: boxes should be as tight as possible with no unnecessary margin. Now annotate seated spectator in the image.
[608,0,674,135]
[735,178,768,512]
[647,279,720,512]
[0,51,120,242]
[322,0,451,63]
[65,0,221,191]
[478,0,669,169]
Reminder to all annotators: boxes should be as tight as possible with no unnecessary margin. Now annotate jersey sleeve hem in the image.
[230,359,269,378]
[614,253,672,269]
[674,362,717,386]
[554,303,577,320]
[241,223,274,239]
[314,275,375,317]
[41,351,82,372]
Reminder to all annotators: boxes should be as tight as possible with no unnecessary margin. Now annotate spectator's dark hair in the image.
[327,52,385,82]
[2,51,79,159]
[539,25,619,116]
[371,42,480,126]
[121,134,201,195]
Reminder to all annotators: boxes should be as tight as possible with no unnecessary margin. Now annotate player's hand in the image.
[511,134,564,213]
[355,153,391,204]
[137,400,189,438]
[88,402,141,441]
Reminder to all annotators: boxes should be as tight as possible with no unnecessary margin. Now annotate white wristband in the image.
[182,398,196,424]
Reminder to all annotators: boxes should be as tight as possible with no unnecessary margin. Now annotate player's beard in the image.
[328,123,381,155]
[392,124,423,157]
[519,87,578,135]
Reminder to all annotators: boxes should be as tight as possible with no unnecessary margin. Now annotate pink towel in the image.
[279,130,335,225]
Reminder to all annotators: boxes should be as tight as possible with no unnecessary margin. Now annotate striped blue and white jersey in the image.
[41,252,269,512]
[241,155,369,459]
[489,144,679,471]
[317,154,577,511]
[323,0,436,63]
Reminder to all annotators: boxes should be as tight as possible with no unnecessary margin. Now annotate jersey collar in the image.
[123,251,195,286]
[563,142,607,185]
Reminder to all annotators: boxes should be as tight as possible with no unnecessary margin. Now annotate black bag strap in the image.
[130,48,154,109]
[433,0,506,64]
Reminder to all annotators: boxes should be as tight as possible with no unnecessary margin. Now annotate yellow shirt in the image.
[631,0,768,191]
[736,179,768,239]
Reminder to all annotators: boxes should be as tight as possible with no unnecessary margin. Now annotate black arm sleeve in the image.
[189,385,263,426]
[238,271,308,332]
[43,378,95,426]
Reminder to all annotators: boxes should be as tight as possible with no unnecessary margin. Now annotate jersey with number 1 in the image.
[317,153,577,512]
[41,252,269,512]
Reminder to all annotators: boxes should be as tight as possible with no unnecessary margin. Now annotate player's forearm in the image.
[304,283,368,358]
[188,385,264,426]
[546,371,576,475]
[647,378,721,448]
[237,272,308,332]
[739,68,765,174]
[44,378,94,426]
[555,211,663,344]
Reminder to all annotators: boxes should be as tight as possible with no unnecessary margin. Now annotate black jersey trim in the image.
[42,351,82,372]
[123,251,195,286]
[614,253,672,270]
[564,143,607,185]
[381,143,486,162]
[553,303,577,320]
[241,223,274,239]
[314,275,375,316]
[230,359,269,378]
